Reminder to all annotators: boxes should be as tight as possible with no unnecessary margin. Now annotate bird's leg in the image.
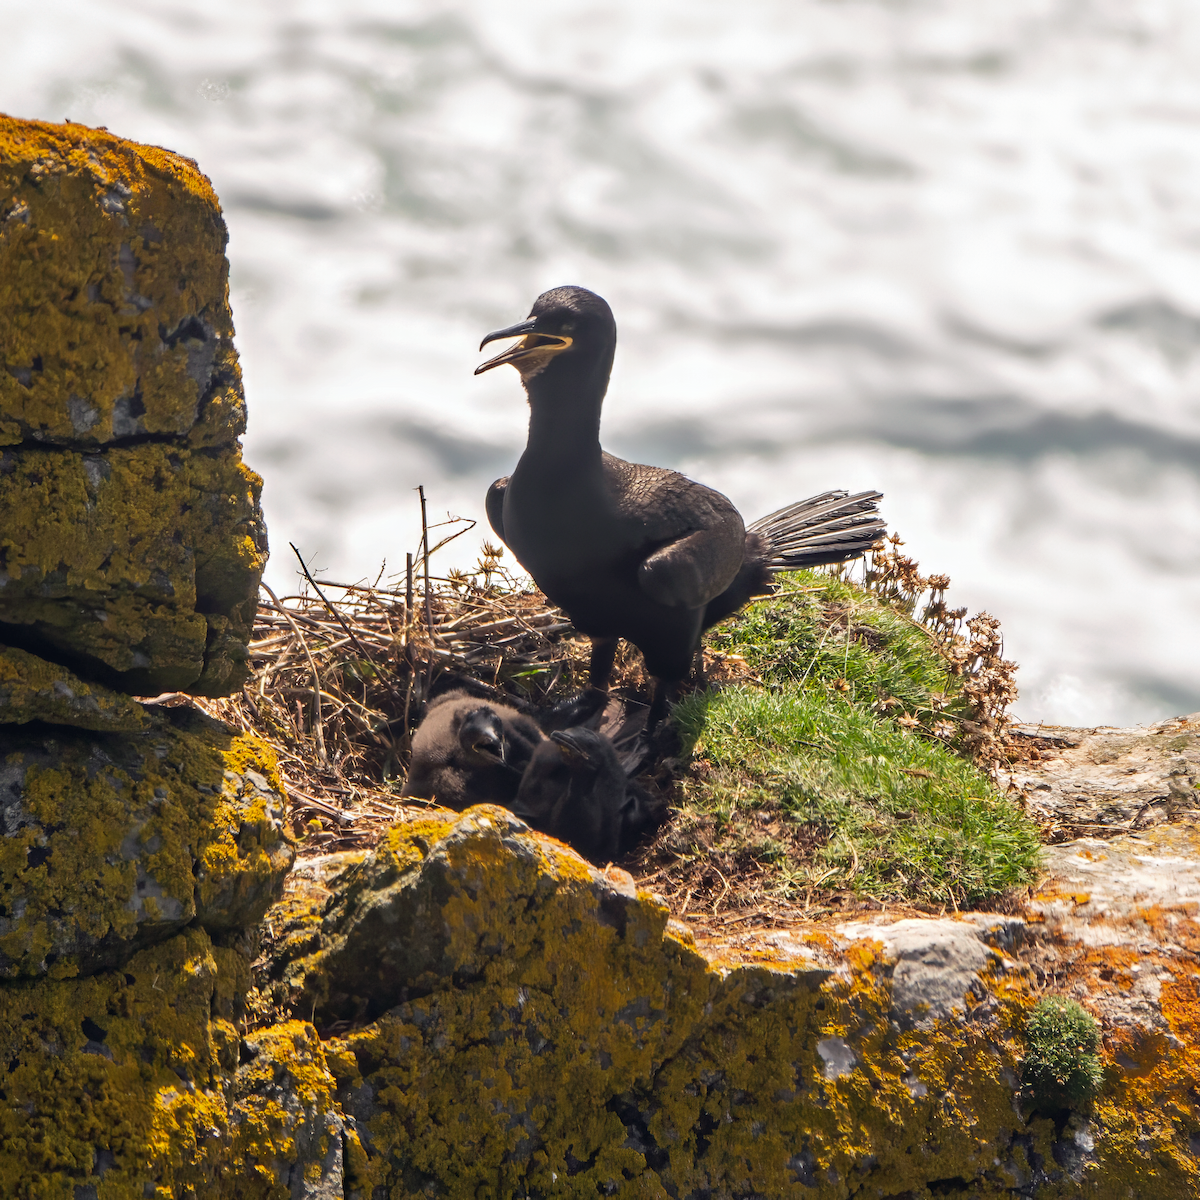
[540,639,616,735]
[645,679,678,734]
[589,637,619,690]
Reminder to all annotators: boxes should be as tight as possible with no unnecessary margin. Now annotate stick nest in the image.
[192,535,1029,931]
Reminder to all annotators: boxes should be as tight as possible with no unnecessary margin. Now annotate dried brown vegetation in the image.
[865,534,1020,772]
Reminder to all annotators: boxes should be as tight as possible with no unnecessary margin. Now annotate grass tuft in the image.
[671,685,1040,908]
[634,558,1040,915]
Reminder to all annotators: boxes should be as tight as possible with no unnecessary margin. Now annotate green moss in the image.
[1023,996,1104,1110]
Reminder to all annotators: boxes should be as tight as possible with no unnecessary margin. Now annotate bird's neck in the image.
[522,378,605,466]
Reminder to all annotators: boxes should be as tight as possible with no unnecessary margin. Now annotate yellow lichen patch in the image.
[0,708,291,977]
[1066,942,1200,1196]
[221,731,286,799]
[1085,1026,1200,1191]
[0,115,244,449]
[372,813,458,877]
[284,807,1200,1195]
[227,1020,342,1200]
[0,443,265,695]
[0,643,146,731]
[1038,882,1095,908]
[0,735,194,976]
[0,928,231,1196]
[211,943,253,1030]
[0,929,342,1198]
[331,913,712,1195]
[195,735,295,931]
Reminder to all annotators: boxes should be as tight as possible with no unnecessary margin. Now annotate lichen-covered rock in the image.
[0,644,145,730]
[0,115,267,697]
[0,927,230,1197]
[0,928,343,1199]
[295,810,1027,1197]
[229,1021,346,1199]
[1012,709,1200,830]
[0,116,245,449]
[4,795,1200,1196]
[245,806,1200,1198]
[0,439,266,696]
[196,758,295,932]
[0,706,293,978]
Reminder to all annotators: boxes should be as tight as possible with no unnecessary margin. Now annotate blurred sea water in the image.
[3,0,1199,726]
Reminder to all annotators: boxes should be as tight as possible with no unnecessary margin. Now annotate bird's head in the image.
[475,286,616,386]
[549,726,607,772]
[458,706,507,765]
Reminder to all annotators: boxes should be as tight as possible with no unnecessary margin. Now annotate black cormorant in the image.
[401,690,545,810]
[513,727,628,863]
[476,285,886,727]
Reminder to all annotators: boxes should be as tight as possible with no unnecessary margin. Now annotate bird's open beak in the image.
[471,731,505,762]
[475,318,573,375]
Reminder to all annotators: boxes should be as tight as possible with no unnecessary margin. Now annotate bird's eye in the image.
[561,321,576,333]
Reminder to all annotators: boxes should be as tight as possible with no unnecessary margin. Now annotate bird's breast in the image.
[502,466,643,622]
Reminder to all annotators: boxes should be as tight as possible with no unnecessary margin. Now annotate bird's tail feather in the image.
[748,489,886,570]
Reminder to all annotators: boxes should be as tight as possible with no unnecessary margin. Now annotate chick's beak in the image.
[471,730,504,761]
[475,318,573,375]
[550,729,589,763]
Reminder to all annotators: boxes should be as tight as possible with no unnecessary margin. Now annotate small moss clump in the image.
[1022,996,1104,1110]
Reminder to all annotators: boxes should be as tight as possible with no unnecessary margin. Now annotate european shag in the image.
[476,285,886,727]
[401,690,544,810]
[513,727,629,864]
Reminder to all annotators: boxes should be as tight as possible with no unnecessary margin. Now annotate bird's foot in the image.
[537,686,610,732]
[623,717,682,778]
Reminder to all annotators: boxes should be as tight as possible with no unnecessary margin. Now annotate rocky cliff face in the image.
[0,115,294,1191]
[2,116,1199,1199]
[0,114,266,697]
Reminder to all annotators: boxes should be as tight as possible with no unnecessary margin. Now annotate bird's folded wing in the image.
[485,477,509,541]
[637,525,745,608]
[603,455,747,610]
